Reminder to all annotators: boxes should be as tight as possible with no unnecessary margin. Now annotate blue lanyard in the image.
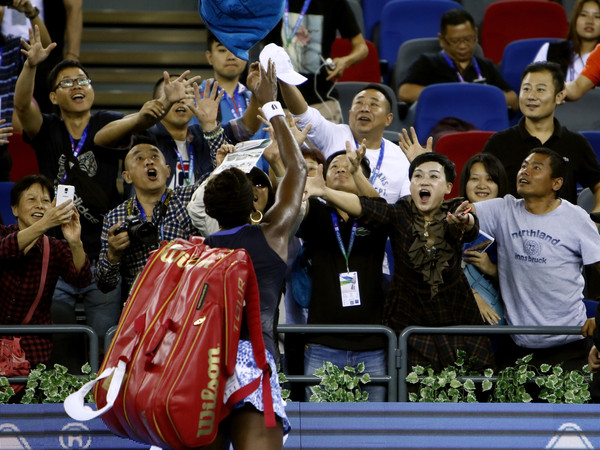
[221,86,246,119]
[284,0,312,46]
[136,190,167,241]
[331,211,357,272]
[441,50,483,83]
[62,124,89,182]
[354,138,385,184]
[173,141,194,186]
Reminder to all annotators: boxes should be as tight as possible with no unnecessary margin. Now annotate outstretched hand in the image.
[187,79,223,129]
[346,139,366,174]
[253,60,278,106]
[246,62,261,93]
[161,70,201,106]
[22,24,56,67]
[304,164,327,200]
[446,200,472,230]
[398,127,432,163]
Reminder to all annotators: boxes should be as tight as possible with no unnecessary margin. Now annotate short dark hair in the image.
[124,132,162,170]
[459,153,509,200]
[301,141,326,166]
[129,131,160,150]
[354,84,394,113]
[440,8,476,35]
[324,150,371,180]
[204,168,254,229]
[409,152,456,184]
[521,61,565,95]
[48,59,90,91]
[11,174,54,206]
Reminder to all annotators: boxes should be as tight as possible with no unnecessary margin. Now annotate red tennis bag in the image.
[64,237,275,449]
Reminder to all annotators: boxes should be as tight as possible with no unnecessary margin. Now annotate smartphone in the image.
[56,184,75,206]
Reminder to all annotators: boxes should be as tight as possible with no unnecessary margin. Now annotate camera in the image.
[116,216,158,246]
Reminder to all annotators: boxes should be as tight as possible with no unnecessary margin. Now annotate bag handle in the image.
[64,359,127,421]
[22,235,49,325]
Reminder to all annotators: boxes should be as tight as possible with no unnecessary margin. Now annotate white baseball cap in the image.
[259,43,308,86]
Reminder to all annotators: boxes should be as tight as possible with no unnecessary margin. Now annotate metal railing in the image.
[0,324,99,385]
[277,324,398,402]
[398,325,587,402]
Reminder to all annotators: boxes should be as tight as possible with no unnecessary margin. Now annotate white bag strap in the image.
[64,359,127,421]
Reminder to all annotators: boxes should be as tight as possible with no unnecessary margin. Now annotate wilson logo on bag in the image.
[64,237,275,449]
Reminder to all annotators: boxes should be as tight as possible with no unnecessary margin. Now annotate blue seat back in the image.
[500,37,561,93]
[414,82,509,142]
[379,0,461,72]
[0,181,16,226]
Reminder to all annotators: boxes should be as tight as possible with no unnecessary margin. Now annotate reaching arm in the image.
[62,0,82,60]
[305,164,363,217]
[278,80,309,115]
[94,101,165,147]
[397,127,433,162]
[398,83,425,103]
[94,71,199,147]
[14,24,56,139]
[240,62,262,134]
[16,199,75,252]
[565,74,595,101]
[326,33,368,81]
[346,140,379,197]
[504,90,518,111]
[258,62,307,260]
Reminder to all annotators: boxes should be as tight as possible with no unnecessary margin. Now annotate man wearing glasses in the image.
[397,9,518,111]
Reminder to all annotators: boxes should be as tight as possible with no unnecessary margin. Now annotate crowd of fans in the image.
[3,0,600,419]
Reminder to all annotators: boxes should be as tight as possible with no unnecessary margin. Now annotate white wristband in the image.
[262,101,285,122]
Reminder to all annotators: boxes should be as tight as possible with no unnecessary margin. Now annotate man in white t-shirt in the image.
[474,148,600,370]
[279,77,410,203]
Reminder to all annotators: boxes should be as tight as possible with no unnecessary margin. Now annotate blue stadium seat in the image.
[0,181,16,225]
[500,37,562,93]
[379,0,461,77]
[413,83,509,142]
[362,0,394,42]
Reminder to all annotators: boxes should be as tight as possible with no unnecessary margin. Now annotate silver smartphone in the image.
[56,184,75,206]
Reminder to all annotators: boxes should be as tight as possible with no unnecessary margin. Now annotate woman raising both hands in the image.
[305,152,494,370]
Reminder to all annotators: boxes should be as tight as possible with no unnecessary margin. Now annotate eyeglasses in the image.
[443,35,477,46]
[53,77,92,91]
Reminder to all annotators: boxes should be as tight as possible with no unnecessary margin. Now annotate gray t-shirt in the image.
[476,195,600,348]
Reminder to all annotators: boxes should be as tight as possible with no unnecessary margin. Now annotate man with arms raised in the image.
[276,41,410,202]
